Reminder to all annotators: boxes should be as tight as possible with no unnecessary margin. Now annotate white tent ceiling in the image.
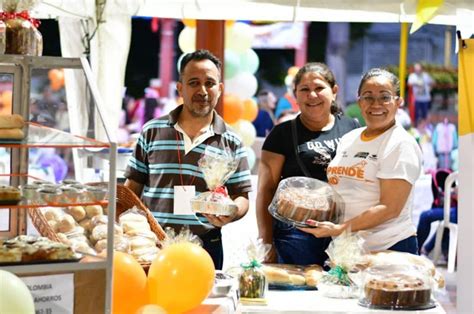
[33,0,473,25]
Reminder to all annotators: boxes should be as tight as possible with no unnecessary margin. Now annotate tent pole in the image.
[197,20,225,115]
[399,22,409,100]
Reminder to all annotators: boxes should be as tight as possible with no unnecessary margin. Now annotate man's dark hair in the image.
[178,49,222,82]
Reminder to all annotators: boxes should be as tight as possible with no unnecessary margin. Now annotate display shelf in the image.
[0,200,108,209]
[0,55,116,313]
[1,260,108,274]
[0,123,109,148]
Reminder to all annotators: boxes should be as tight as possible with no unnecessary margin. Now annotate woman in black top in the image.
[256,62,359,266]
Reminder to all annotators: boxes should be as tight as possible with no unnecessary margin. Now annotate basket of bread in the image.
[28,183,166,269]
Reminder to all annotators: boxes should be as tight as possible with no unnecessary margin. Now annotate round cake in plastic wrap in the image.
[268,177,344,227]
[359,264,435,310]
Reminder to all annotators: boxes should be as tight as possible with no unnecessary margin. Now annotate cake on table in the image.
[364,273,431,307]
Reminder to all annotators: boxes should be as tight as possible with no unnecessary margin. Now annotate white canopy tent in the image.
[29,1,474,312]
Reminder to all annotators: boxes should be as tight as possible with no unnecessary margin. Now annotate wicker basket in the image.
[28,183,166,268]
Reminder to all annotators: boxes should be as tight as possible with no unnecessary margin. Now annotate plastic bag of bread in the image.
[119,206,151,233]
[319,231,367,298]
[190,147,239,216]
[268,176,345,227]
[1,0,43,55]
[94,236,130,254]
[90,223,123,243]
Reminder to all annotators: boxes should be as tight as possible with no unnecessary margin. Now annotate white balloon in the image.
[231,119,257,147]
[0,270,35,314]
[178,27,196,53]
[225,22,254,53]
[225,72,258,100]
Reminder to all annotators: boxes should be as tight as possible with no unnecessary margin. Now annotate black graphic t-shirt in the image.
[263,114,360,182]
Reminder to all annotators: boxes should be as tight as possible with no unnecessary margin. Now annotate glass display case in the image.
[0,55,116,313]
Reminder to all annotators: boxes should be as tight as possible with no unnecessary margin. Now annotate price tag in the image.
[173,185,196,215]
[21,274,74,314]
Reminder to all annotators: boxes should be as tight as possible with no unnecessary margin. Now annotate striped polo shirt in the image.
[125,105,252,235]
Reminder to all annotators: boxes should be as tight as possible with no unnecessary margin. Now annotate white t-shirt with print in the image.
[327,124,422,251]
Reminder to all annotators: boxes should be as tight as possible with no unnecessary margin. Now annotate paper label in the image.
[173,185,196,215]
[22,274,74,314]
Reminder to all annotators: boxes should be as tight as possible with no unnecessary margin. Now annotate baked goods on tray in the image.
[0,235,76,263]
[0,185,21,204]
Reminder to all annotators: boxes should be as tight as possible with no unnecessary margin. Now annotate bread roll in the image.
[262,266,291,284]
[0,128,25,140]
[67,206,86,221]
[0,114,25,129]
[121,220,151,233]
[85,205,103,218]
[119,212,147,223]
[44,209,60,222]
[289,274,306,286]
[129,236,155,251]
[125,229,158,243]
[94,239,107,252]
[56,214,76,233]
[78,218,92,232]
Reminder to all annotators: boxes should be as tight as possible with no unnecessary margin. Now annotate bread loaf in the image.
[0,128,24,140]
[0,114,25,129]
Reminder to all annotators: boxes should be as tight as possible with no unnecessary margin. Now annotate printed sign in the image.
[22,274,74,314]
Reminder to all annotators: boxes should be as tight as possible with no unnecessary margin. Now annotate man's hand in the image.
[202,213,237,227]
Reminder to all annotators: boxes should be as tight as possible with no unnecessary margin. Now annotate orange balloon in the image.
[182,19,196,27]
[148,243,215,314]
[48,69,65,91]
[223,94,243,124]
[241,98,258,122]
[287,66,300,77]
[225,20,235,27]
[0,90,13,115]
[113,252,148,314]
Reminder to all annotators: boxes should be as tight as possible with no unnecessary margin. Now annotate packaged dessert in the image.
[1,0,43,56]
[239,239,270,299]
[268,177,344,227]
[359,264,435,310]
[360,251,445,289]
[0,185,21,205]
[191,147,239,216]
[319,231,367,298]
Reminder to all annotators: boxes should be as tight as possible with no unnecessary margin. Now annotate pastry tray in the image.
[358,298,436,311]
[0,256,81,266]
[191,200,238,216]
[269,282,317,291]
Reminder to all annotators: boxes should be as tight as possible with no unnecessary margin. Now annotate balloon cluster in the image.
[112,240,215,313]
[177,20,259,169]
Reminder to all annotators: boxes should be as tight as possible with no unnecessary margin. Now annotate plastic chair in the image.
[432,171,458,273]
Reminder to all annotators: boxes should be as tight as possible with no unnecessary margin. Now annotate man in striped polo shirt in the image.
[124,50,252,269]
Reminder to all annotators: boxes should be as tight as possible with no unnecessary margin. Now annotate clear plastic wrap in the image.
[359,264,435,310]
[239,239,271,299]
[268,176,345,227]
[319,231,367,298]
[191,147,239,216]
[1,0,43,56]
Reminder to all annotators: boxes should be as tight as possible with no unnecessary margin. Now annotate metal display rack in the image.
[0,55,116,313]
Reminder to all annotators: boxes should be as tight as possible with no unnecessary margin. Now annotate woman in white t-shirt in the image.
[300,68,422,254]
